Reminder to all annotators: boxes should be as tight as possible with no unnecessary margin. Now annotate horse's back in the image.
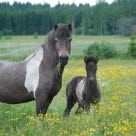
[0,60,13,69]
[0,60,26,79]
[0,60,22,70]
[0,60,27,90]
[0,60,35,104]
[66,76,85,98]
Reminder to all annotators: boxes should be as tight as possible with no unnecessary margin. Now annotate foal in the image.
[63,56,100,117]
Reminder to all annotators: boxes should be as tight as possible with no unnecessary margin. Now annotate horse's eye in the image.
[69,39,72,42]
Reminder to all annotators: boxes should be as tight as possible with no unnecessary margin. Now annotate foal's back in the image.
[66,76,85,99]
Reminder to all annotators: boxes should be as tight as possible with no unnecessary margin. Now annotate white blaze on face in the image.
[25,48,43,98]
[76,79,85,103]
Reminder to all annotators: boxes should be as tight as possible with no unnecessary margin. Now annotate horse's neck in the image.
[43,45,58,67]
[42,44,66,78]
[44,43,65,77]
[25,40,64,77]
[85,77,97,89]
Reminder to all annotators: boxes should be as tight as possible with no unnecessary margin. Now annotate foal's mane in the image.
[84,56,98,64]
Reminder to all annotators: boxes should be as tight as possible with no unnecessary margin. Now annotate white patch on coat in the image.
[76,79,85,102]
[24,48,43,98]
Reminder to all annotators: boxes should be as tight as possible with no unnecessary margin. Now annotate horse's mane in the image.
[47,24,71,41]
[55,24,71,38]
[25,24,72,60]
[25,47,42,61]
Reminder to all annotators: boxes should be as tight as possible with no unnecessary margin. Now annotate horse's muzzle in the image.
[59,56,69,65]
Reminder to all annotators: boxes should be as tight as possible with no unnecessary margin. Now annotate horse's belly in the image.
[0,88,35,104]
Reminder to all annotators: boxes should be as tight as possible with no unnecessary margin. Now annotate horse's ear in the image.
[95,56,99,64]
[84,56,87,63]
[68,24,72,32]
[54,24,58,31]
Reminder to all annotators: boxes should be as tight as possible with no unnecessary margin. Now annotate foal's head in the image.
[52,23,72,65]
[84,56,98,81]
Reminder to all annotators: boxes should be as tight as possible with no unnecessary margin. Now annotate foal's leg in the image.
[75,103,84,115]
[63,99,75,117]
[94,103,100,112]
[36,93,53,115]
[84,102,90,113]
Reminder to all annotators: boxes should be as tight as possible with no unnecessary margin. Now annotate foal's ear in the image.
[94,56,99,64]
[68,24,72,32]
[54,24,58,31]
[84,56,88,64]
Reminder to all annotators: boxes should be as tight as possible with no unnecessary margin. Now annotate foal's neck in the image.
[85,74,97,89]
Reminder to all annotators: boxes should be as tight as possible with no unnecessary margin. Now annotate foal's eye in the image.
[69,39,72,42]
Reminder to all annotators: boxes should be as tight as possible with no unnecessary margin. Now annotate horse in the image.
[63,56,100,117]
[0,23,72,115]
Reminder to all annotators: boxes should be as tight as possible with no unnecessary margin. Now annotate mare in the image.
[0,23,72,115]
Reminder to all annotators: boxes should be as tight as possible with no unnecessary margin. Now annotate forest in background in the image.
[0,0,136,36]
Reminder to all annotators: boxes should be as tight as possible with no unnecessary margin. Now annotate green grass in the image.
[0,35,130,61]
[0,36,135,136]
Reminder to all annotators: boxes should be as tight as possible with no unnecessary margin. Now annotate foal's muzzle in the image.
[59,56,69,65]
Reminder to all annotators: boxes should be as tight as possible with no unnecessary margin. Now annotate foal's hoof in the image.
[62,114,69,119]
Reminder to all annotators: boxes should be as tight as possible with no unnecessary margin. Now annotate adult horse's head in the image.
[50,23,72,65]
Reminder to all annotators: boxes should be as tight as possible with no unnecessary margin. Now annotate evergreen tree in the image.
[0,0,136,35]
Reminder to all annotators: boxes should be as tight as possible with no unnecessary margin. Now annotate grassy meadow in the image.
[0,35,136,136]
[0,35,130,60]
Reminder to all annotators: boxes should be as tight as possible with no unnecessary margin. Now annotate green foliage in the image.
[4,35,12,40]
[75,27,82,35]
[2,29,13,36]
[34,32,38,39]
[128,34,136,58]
[84,42,117,59]
[0,31,2,39]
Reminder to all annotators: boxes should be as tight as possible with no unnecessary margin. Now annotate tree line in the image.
[0,0,136,36]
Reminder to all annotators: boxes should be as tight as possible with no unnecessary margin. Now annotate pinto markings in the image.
[76,79,85,102]
[25,47,43,98]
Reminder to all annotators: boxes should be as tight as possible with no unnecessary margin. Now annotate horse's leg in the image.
[75,103,84,115]
[35,93,53,115]
[63,99,75,117]
[84,102,90,113]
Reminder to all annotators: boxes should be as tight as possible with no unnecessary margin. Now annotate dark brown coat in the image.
[0,23,72,115]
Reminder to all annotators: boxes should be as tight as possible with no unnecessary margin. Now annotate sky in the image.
[0,0,114,7]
